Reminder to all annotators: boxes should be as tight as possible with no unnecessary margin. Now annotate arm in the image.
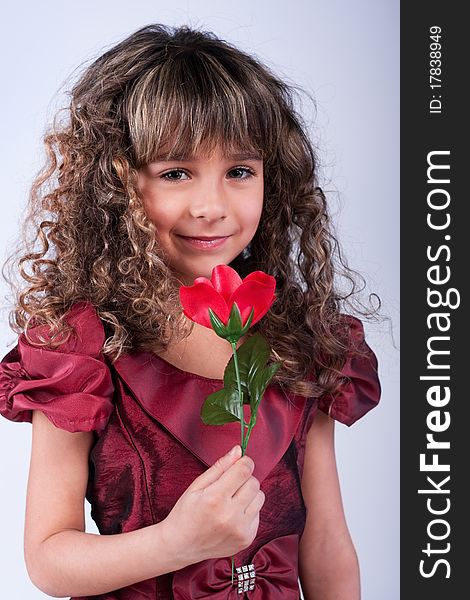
[24,410,188,598]
[298,409,360,600]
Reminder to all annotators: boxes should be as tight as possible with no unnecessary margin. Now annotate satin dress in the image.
[0,301,381,599]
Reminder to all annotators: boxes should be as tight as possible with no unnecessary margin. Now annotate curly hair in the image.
[2,23,382,400]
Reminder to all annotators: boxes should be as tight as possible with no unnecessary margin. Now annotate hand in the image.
[162,445,265,567]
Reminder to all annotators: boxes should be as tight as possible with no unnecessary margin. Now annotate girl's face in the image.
[137,144,264,285]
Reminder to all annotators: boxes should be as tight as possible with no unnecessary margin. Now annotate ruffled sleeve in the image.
[316,315,381,426]
[0,301,115,433]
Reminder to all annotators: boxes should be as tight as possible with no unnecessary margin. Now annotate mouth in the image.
[177,235,230,240]
[176,234,231,250]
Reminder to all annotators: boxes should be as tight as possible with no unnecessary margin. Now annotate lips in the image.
[178,235,229,240]
[176,234,230,250]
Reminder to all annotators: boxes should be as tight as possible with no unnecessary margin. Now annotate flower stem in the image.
[243,414,257,448]
[230,340,245,585]
[230,341,245,453]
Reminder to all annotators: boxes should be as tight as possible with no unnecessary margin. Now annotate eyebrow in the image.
[152,151,263,162]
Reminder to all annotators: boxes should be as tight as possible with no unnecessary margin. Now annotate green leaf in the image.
[214,333,283,418]
[251,361,282,411]
[223,355,250,401]
[238,333,272,386]
[201,387,242,425]
[226,333,283,413]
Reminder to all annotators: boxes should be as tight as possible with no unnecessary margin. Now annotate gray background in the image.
[0,1,399,598]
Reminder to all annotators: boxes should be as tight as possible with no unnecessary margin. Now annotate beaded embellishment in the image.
[235,563,256,593]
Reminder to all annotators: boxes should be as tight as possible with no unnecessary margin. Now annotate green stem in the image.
[230,340,245,586]
[243,413,257,448]
[230,341,245,453]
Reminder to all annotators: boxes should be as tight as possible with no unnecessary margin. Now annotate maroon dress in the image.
[0,301,381,599]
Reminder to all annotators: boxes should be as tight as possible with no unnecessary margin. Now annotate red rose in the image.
[179,264,276,330]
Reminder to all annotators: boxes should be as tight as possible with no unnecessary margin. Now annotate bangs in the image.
[125,49,275,167]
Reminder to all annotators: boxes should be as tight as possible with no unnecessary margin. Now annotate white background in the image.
[0,1,399,598]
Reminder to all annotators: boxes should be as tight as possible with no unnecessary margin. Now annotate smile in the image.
[176,235,230,250]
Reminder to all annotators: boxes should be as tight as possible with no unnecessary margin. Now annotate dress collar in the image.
[112,352,307,483]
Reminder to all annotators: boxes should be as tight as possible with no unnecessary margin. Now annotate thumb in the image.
[189,444,242,491]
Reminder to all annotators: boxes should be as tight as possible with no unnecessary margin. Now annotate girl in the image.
[0,23,381,599]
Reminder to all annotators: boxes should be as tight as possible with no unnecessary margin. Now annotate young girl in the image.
[0,23,381,599]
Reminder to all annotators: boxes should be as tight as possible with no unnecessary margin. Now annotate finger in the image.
[210,454,255,497]
[243,489,265,518]
[231,476,260,510]
[188,445,242,492]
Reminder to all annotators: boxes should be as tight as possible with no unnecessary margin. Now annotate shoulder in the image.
[0,301,115,432]
[24,300,107,356]
[315,314,382,427]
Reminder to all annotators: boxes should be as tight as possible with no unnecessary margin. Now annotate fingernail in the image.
[228,445,239,457]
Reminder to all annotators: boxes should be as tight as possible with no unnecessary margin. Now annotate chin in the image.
[175,248,251,284]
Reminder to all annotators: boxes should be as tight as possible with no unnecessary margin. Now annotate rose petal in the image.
[230,279,276,327]
[210,265,243,304]
[179,282,230,328]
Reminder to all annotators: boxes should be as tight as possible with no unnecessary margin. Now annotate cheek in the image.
[243,193,264,232]
[143,199,179,232]
[138,177,178,232]
[254,179,265,219]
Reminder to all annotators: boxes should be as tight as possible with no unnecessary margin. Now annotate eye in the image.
[159,165,257,184]
[160,169,189,183]
[228,166,256,181]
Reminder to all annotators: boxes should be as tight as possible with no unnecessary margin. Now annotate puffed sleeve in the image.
[317,315,381,426]
[0,301,115,433]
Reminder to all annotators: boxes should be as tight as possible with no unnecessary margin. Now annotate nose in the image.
[188,179,227,221]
